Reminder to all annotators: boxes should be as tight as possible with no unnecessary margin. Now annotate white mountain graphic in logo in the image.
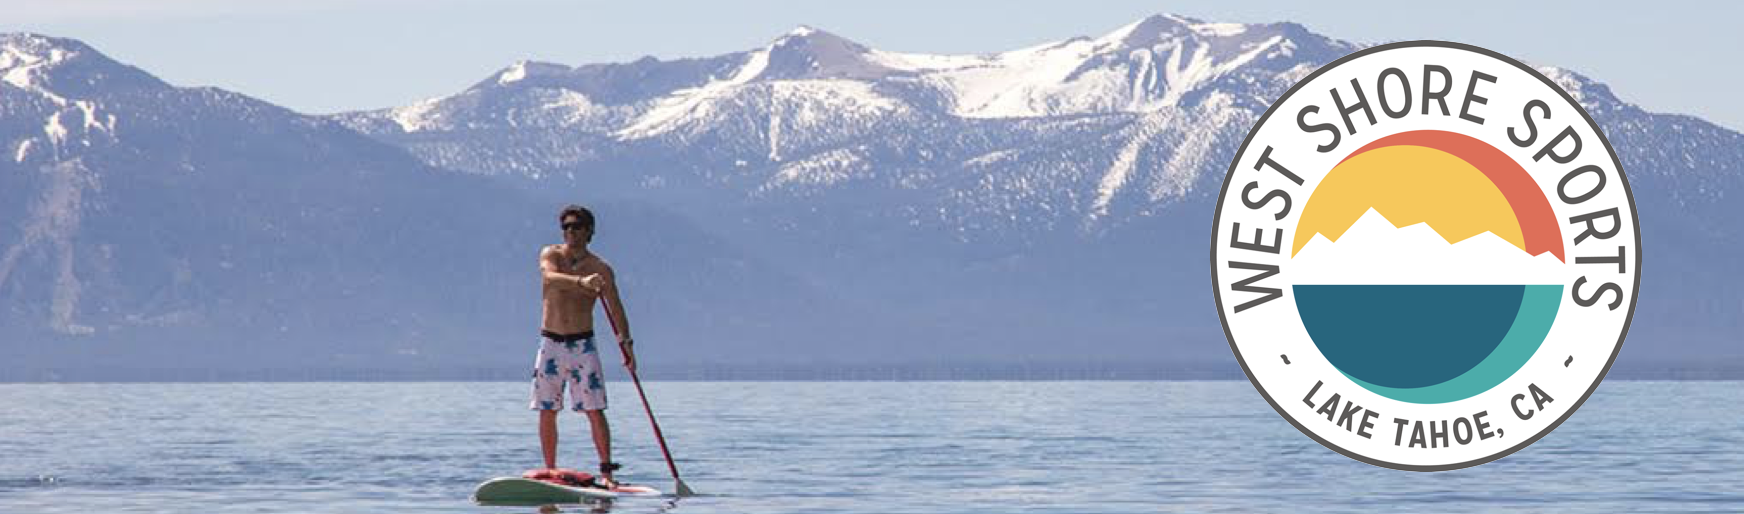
[1292,208,1566,286]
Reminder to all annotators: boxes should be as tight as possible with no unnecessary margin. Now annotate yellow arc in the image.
[1293,145,1525,256]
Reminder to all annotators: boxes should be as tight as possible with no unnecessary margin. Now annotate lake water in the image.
[1,381,1740,513]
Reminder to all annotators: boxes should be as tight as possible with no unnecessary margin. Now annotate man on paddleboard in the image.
[534,204,637,488]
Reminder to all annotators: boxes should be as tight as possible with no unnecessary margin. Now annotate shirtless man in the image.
[534,204,636,488]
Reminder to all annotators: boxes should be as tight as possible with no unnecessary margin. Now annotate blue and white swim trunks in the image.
[530,331,608,412]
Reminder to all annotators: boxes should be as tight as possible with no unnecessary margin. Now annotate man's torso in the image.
[542,245,607,335]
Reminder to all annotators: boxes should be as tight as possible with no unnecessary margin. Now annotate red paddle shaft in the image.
[600,298,694,496]
[629,366,685,483]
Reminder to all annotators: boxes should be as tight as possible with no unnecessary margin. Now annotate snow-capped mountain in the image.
[333,15,1744,365]
[337,15,1744,362]
[333,15,1357,233]
[4,14,1742,376]
[0,33,839,373]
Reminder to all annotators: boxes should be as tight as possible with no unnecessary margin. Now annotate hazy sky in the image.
[8,0,1741,130]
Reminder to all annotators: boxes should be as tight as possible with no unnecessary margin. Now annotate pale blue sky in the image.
[8,0,1741,130]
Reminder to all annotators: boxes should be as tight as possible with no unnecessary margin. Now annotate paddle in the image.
[629,365,697,497]
[600,298,697,497]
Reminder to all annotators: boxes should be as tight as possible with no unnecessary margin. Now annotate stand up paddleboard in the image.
[474,469,661,504]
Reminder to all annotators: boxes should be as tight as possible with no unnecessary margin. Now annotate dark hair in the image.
[558,204,594,225]
[558,205,595,240]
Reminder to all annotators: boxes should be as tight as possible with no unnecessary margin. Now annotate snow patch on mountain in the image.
[3,39,73,105]
[615,49,771,138]
[1162,36,1283,106]
[1096,112,1167,218]
[1535,66,1611,110]
[963,149,1020,167]
[912,16,1292,118]
[43,111,71,146]
[762,147,870,191]
[388,97,451,132]
[495,60,569,86]
[613,27,919,140]
[864,49,988,73]
[0,159,99,335]
[927,38,1098,118]
[619,78,905,140]
[1152,91,1244,200]
[539,89,600,123]
[75,100,113,132]
[498,62,529,84]
[1193,23,1249,38]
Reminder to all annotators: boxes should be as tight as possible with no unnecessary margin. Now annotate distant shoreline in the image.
[4,361,1741,383]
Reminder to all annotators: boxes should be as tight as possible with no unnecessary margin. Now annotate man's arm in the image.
[541,246,602,296]
[598,262,636,371]
[598,263,632,340]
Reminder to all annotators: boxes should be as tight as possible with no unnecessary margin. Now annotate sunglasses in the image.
[562,222,589,232]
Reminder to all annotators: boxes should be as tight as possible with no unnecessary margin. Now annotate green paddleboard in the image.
[473,477,662,504]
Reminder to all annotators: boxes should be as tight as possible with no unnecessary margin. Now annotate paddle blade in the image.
[675,478,697,497]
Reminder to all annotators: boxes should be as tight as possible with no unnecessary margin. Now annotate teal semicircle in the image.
[1344,285,1562,404]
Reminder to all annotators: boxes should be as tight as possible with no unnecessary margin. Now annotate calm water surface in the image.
[1,381,1740,513]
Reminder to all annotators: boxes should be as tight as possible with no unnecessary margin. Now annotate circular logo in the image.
[1211,41,1640,471]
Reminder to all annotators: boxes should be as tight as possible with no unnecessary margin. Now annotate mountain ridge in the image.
[1,15,1740,374]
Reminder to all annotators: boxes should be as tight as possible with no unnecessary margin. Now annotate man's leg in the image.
[575,341,614,485]
[539,409,560,469]
[584,409,614,485]
[531,340,564,470]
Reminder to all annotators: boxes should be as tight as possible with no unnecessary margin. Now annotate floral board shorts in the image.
[529,332,607,412]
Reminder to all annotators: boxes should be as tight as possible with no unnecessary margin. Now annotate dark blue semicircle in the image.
[1294,285,1524,389]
